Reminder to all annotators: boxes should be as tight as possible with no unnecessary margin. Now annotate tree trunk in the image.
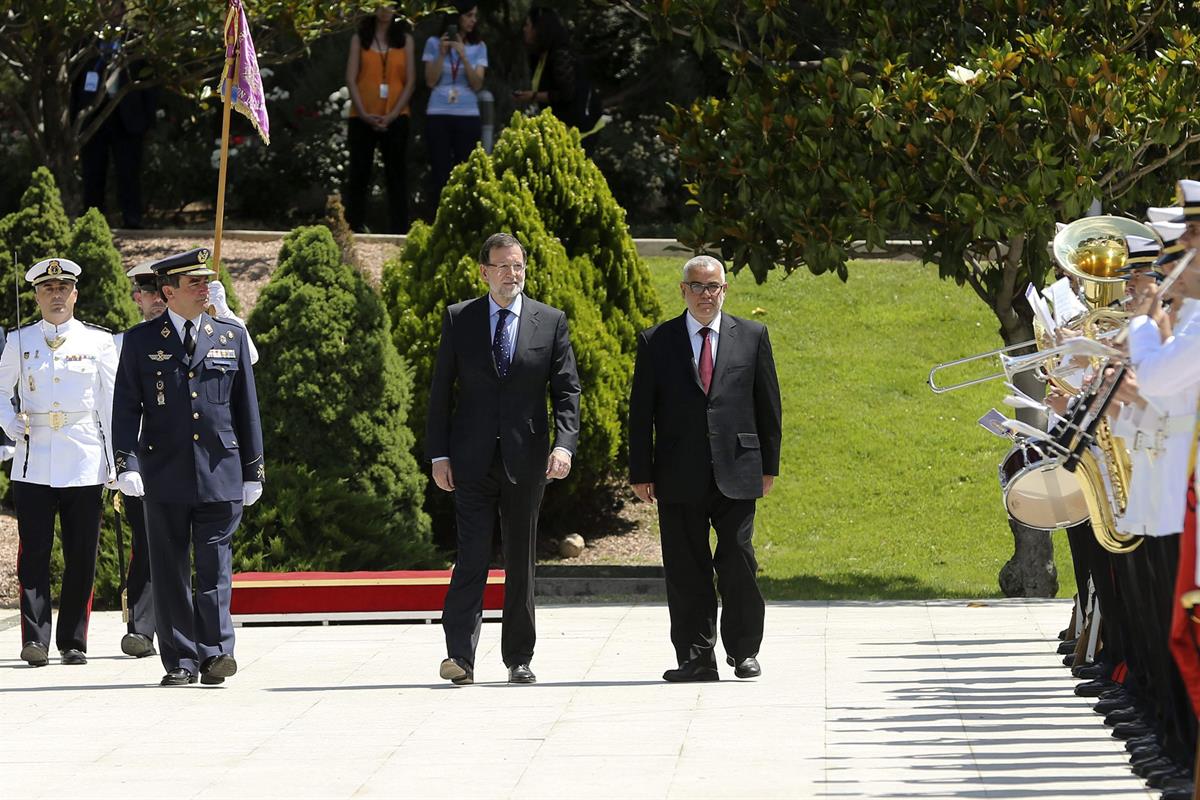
[995,302,1060,597]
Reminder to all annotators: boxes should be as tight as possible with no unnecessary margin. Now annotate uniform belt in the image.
[26,410,95,430]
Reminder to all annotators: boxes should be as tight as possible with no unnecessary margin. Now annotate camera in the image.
[445,23,458,39]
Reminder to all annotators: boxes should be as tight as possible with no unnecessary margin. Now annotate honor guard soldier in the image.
[113,261,165,659]
[0,257,118,666]
[112,247,264,687]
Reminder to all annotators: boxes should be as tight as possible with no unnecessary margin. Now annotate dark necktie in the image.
[493,309,511,378]
[183,320,196,359]
[698,327,713,394]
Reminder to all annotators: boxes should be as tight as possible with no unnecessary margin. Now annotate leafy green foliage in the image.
[68,208,140,332]
[638,1,1200,343]
[245,225,436,570]
[383,140,632,530]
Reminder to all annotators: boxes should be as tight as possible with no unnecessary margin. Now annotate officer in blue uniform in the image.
[112,247,264,687]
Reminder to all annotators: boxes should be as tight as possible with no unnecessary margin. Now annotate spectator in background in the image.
[71,37,158,229]
[344,6,416,233]
[423,2,487,208]
[513,8,575,124]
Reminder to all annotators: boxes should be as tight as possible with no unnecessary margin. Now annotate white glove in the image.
[115,471,145,497]
[0,444,15,462]
[242,481,263,507]
[208,280,232,319]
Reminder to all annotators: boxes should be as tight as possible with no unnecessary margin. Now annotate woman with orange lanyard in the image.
[344,5,415,233]
[423,2,487,206]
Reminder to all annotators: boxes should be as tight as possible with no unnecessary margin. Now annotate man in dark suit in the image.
[112,247,264,687]
[71,37,158,229]
[629,255,782,682]
[427,232,581,686]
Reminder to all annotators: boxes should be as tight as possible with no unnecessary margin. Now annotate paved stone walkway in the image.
[0,600,1154,799]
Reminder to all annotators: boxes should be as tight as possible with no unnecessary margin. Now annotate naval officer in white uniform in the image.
[0,257,117,666]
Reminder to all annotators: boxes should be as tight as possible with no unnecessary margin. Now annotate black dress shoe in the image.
[1133,756,1175,778]
[1075,679,1117,697]
[1148,766,1190,789]
[20,641,49,667]
[663,659,720,683]
[1062,654,1077,667]
[1099,686,1130,701]
[726,656,761,679]
[1094,695,1133,714]
[439,657,473,685]
[507,664,536,684]
[201,673,225,685]
[160,668,197,686]
[121,633,156,658]
[1129,744,1164,765]
[1125,733,1160,752]
[60,648,87,665]
[1112,720,1154,740]
[1073,662,1108,680]
[1057,639,1078,655]
[1161,785,1195,800]
[200,654,237,680]
[1104,706,1143,726]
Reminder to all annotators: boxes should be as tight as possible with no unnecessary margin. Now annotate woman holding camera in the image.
[422,1,487,207]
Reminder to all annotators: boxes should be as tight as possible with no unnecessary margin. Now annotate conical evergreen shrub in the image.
[383,149,628,531]
[68,208,139,331]
[0,168,72,328]
[244,225,436,570]
[491,111,661,352]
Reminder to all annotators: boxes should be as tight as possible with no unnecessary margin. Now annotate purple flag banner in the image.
[220,0,270,144]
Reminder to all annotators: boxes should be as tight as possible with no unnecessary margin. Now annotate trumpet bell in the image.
[1052,215,1160,309]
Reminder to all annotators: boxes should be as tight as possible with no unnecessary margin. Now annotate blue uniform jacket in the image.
[112,311,264,504]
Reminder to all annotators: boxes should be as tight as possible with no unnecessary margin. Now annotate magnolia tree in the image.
[624,0,1200,595]
[0,0,443,210]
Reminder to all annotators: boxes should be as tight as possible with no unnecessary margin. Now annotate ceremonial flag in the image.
[220,0,269,144]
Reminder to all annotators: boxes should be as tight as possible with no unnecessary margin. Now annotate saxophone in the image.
[1075,309,1140,554]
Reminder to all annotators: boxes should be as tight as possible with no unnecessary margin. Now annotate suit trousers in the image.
[13,481,102,652]
[144,500,241,674]
[658,483,765,666]
[123,495,155,638]
[81,118,146,228]
[443,452,545,668]
[425,114,482,209]
[345,116,408,233]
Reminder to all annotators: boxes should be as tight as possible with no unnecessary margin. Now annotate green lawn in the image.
[643,257,1078,600]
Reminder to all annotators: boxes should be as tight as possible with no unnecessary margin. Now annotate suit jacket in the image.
[112,311,264,504]
[628,311,782,503]
[426,294,581,485]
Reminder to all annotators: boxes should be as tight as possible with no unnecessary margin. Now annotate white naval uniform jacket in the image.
[1128,299,1200,539]
[0,318,118,487]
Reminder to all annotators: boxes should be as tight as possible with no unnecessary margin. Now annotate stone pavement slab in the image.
[0,600,1155,799]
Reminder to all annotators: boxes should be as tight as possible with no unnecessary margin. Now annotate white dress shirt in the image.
[685,310,721,370]
[167,308,203,347]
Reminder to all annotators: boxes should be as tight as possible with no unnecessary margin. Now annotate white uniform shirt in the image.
[0,318,118,486]
[1128,299,1200,539]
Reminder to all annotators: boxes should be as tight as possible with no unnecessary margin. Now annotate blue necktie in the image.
[493,309,511,378]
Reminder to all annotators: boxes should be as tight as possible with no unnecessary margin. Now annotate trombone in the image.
[927,335,1119,394]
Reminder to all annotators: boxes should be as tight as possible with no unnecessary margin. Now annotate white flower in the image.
[259,67,274,79]
[946,65,982,85]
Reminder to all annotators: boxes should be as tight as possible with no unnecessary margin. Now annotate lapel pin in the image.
[204,323,214,336]
[161,327,170,338]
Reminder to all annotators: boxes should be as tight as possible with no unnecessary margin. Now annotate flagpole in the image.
[212,2,238,277]
[213,75,233,277]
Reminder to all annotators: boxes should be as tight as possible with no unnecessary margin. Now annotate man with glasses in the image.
[427,232,581,686]
[629,255,782,682]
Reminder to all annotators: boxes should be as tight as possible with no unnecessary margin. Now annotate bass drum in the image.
[998,439,1090,531]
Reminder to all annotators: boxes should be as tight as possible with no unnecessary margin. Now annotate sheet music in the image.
[1042,278,1088,325]
[1025,283,1057,335]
